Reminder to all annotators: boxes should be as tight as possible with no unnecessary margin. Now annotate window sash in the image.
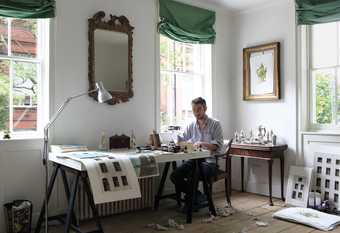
[308,23,340,129]
[159,36,211,131]
[0,18,48,138]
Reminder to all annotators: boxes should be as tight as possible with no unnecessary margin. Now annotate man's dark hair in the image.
[191,97,206,107]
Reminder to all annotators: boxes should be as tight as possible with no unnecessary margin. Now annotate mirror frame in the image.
[88,11,134,105]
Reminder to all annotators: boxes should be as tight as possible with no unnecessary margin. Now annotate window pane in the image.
[11,19,37,58]
[0,60,10,132]
[0,18,8,55]
[174,73,202,126]
[174,42,199,74]
[160,72,172,131]
[313,69,335,124]
[159,36,211,131]
[160,35,173,71]
[312,22,337,68]
[337,69,340,124]
[12,61,38,131]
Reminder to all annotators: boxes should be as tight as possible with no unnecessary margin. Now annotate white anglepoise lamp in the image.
[42,81,112,233]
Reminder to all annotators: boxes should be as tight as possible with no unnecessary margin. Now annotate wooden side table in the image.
[228,143,288,205]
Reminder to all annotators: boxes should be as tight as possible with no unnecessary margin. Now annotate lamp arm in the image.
[44,88,98,133]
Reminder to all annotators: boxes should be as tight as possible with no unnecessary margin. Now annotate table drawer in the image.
[230,148,272,159]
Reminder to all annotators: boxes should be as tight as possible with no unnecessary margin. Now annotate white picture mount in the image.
[313,152,340,210]
[286,166,313,207]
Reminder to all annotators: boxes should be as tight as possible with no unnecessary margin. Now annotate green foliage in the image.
[256,63,267,82]
[0,73,9,131]
[0,61,37,132]
[315,73,332,124]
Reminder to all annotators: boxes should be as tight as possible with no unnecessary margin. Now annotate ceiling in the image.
[203,0,275,11]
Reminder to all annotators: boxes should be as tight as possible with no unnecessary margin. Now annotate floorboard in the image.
[46,191,340,233]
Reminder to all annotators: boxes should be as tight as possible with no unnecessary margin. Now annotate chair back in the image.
[215,138,233,164]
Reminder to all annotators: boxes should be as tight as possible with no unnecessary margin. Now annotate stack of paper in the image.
[50,145,88,153]
[273,207,340,231]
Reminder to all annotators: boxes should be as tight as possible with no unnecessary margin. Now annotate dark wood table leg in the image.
[228,156,232,196]
[224,178,232,207]
[154,162,171,210]
[34,165,60,233]
[225,157,231,207]
[60,168,78,227]
[64,173,80,233]
[280,154,285,201]
[268,159,273,206]
[198,159,216,216]
[171,161,181,206]
[241,157,244,192]
[82,174,104,233]
[186,160,198,224]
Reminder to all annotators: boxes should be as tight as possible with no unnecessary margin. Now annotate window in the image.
[0,17,49,138]
[307,22,340,128]
[159,35,212,132]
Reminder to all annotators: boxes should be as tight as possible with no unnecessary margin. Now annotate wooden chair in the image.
[172,139,233,208]
[208,138,233,207]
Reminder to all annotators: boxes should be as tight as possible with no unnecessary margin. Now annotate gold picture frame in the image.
[243,42,280,100]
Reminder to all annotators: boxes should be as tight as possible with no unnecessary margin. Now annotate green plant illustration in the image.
[256,63,267,82]
[298,211,320,218]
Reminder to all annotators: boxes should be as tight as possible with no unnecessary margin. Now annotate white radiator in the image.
[76,178,154,220]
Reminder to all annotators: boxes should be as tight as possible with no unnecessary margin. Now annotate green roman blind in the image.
[158,0,216,44]
[0,0,55,18]
[296,0,340,25]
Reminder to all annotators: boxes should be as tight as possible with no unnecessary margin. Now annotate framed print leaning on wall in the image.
[243,42,280,100]
[286,166,313,207]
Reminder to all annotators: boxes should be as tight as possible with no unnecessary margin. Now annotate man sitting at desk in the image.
[170,97,224,209]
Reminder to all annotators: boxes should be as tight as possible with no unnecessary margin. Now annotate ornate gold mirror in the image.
[88,11,134,105]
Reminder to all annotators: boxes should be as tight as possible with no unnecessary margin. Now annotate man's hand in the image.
[194,142,217,151]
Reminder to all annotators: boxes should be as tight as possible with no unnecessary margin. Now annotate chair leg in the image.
[224,178,232,207]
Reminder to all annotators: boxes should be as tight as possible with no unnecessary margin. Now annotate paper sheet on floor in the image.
[64,151,141,204]
[273,207,340,231]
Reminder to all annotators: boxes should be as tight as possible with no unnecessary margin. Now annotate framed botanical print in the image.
[243,42,280,100]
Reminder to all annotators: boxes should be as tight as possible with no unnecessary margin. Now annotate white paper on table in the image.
[65,152,141,204]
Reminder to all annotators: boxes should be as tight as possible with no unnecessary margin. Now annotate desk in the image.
[229,143,288,206]
[35,150,216,233]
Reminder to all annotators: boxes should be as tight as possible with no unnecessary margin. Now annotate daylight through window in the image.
[159,35,212,132]
[0,17,49,137]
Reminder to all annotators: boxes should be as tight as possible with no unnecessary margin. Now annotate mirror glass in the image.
[94,29,129,92]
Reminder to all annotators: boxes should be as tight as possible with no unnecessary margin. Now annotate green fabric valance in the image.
[158,0,216,44]
[296,0,340,25]
[0,0,55,18]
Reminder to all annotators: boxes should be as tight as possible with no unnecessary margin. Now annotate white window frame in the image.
[157,35,213,132]
[0,18,50,139]
[299,24,340,132]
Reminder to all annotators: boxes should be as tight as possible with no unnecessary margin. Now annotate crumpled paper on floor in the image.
[255,221,269,227]
[202,206,235,223]
[202,215,220,223]
[146,223,168,231]
[168,218,184,230]
[146,219,184,231]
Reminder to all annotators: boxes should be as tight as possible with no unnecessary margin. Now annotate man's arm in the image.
[210,121,224,153]
[195,121,223,152]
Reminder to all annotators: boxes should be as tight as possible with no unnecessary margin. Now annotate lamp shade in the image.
[96,81,112,103]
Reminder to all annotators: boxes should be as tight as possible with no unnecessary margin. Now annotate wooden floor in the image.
[49,191,340,233]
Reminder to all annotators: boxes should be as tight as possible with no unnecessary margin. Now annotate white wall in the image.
[0,0,234,231]
[230,0,297,197]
